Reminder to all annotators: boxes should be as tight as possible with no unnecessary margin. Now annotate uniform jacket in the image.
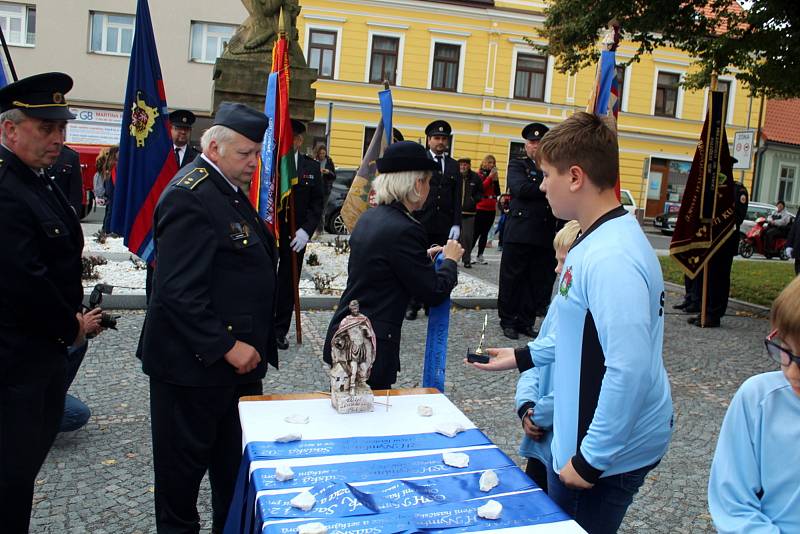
[0,145,83,373]
[416,152,462,241]
[176,145,200,169]
[322,202,458,387]
[460,170,483,215]
[138,157,279,386]
[280,153,324,237]
[48,145,83,214]
[788,214,800,256]
[503,157,558,247]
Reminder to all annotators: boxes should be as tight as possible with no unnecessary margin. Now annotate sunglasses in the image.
[765,330,800,367]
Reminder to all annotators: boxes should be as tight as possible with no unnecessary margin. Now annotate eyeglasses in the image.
[765,330,800,367]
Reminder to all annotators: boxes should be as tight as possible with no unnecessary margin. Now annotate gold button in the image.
[187,177,194,182]
[243,239,248,245]
[54,228,60,234]
[227,325,233,332]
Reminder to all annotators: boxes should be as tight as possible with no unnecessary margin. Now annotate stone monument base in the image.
[331,388,374,414]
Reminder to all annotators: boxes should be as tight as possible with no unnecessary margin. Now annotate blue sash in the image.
[261,490,569,533]
[423,252,450,392]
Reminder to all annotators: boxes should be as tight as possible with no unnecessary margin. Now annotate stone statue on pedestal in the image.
[329,301,376,414]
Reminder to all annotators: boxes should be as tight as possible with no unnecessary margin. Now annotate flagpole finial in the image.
[278,7,286,36]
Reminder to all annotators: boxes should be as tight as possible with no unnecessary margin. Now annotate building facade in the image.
[5,0,761,214]
[753,99,800,211]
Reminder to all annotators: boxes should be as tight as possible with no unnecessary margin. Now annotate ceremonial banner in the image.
[0,53,8,88]
[669,90,737,278]
[340,88,393,231]
[587,42,621,198]
[423,252,450,392]
[110,0,178,263]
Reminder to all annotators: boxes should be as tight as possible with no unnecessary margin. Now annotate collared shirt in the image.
[174,144,185,165]
[429,149,445,173]
[201,154,237,191]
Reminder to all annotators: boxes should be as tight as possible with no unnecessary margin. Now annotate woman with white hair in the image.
[323,141,464,390]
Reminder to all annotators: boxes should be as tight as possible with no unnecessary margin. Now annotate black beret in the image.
[291,119,306,136]
[392,128,404,142]
[425,120,451,137]
[521,122,549,141]
[0,72,76,120]
[377,141,439,173]
[213,102,269,143]
[169,109,196,128]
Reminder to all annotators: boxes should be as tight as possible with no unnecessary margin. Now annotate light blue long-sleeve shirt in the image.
[709,371,800,533]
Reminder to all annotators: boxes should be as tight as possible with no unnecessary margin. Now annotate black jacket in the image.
[139,157,279,386]
[176,145,200,169]
[416,152,462,241]
[460,170,483,215]
[280,153,325,237]
[788,213,800,256]
[0,145,84,372]
[323,202,458,387]
[503,157,558,247]
[48,145,84,215]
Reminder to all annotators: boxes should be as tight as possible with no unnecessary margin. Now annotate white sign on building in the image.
[66,107,123,146]
[732,130,755,170]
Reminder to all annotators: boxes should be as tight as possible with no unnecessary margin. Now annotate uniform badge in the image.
[558,266,573,297]
[129,90,159,148]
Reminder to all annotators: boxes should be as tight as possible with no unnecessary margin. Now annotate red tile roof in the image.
[763,99,800,147]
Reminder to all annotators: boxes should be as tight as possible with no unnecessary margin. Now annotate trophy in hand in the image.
[466,314,490,364]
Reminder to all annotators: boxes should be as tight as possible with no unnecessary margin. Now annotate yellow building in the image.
[295,0,761,217]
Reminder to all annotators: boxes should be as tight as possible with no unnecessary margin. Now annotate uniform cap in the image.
[0,72,76,120]
[213,102,269,143]
[377,141,439,173]
[521,122,549,141]
[169,109,196,128]
[425,120,452,137]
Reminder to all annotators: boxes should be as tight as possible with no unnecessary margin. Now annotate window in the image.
[513,54,547,101]
[431,42,460,92]
[0,2,35,45]
[369,36,399,85]
[362,127,376,157]
[716,79,731,120]
[778,165,796,203]
[190,22,235,63]
[308,29,337,79]
[654,72,680,117]
[90,12,134,55]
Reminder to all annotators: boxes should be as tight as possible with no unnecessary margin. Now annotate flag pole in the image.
[278,8,303,345]
[701,73,719,328]
[0,26,18,82]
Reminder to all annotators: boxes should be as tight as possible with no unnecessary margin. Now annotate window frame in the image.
[652,69,684,118]
[89,11,135,56]
[778,163,798,204]
[0,2,35,46]
[508,46,552,103]
[305,26,340,80]
[701,76,737,124]
[428,37,466,93]
[367,33,402,86]
[512,52,548,102]
[189,21,236,64]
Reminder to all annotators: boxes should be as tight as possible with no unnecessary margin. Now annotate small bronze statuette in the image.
[329,300,376,413]
[466,314,490,364]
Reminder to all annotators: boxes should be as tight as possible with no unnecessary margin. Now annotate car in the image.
[653,201,681,235]
[620,189,638,218]
[322,167,357,234]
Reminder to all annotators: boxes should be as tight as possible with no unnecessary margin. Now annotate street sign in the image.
[732,130,755,170]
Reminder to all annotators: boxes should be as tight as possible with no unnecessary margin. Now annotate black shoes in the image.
[687,315,721,328]
[463,262,472,269]
[503,327,519,340]
[405,309,418,321]
[518,325,539,338]
[276,335,289,350]
[684,305,700,314]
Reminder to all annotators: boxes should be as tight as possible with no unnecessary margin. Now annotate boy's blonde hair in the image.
[771,275,800,341]
[553,220,581,250]
[536,111,618,191]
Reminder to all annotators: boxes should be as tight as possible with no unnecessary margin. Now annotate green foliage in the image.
[539,0,800,98]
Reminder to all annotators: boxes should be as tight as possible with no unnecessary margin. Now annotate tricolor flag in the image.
[249,31,296,237]
[110,0,179,263]
[340,87,393,232]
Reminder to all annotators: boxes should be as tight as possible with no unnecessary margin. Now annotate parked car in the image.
[653,201,682,235]
[620,189,638,218]
[322,167,357,234]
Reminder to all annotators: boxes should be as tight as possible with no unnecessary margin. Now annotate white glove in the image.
[448,225,460,240]
[290,228,309,252]
[787,247,794,258]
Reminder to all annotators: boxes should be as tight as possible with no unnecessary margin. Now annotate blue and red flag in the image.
[110,0,179,263]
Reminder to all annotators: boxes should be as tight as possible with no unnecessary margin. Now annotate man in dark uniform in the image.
[498,122,558,340]
[170,109,200,169]
[406,119,462,320]
[274,119,325,350]
[48,144,84,215]
[0,72,87,532]
[787,207,800,274]
[687,179,749,328]
[139,102,278,533]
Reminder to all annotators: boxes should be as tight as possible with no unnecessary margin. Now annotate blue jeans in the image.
[547,460,659,534]
[59,343,91,432]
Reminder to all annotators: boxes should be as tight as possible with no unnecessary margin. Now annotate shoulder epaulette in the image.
[175,167,209,190]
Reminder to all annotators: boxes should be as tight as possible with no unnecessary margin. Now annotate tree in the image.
[538,0,800,98]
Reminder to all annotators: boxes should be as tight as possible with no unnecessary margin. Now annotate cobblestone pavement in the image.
[31,280,775,533]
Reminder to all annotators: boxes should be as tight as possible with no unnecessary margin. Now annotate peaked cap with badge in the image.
[521,122,549,142]
[425,120,452,137]
[169,109,196,129]
[0,71,76,120]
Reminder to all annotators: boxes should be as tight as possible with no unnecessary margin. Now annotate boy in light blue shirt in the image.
[708,275,800,533]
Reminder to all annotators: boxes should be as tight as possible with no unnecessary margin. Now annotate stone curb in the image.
[663,281,770,317]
